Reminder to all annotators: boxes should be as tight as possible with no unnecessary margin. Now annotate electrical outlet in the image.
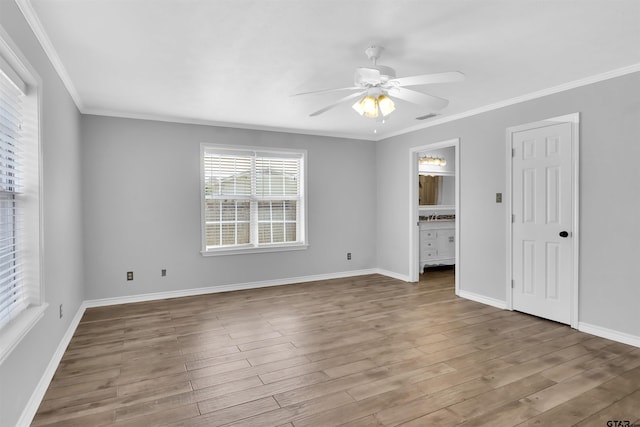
[496,193,502,203]
[59,304,63,319]
[127,271,133,281]
[347,252,352,260]
[161,269,166,277]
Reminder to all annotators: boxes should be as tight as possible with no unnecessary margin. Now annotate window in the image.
[201,145,307,255]
[0,60,26,329]
[0,29,43,364]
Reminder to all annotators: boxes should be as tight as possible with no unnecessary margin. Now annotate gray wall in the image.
[0,1,85,426]
[81,116,377,300]
[377,71,640,338]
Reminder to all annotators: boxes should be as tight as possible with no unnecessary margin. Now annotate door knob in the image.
[559,231,569,238]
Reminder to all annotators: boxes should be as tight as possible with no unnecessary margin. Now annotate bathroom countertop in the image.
[419,215,455,222]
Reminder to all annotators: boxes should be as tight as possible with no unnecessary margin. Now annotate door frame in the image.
[506,113,580,328]
[409,138,460,295]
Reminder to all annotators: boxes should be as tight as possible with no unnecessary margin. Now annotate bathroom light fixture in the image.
[419,156,447,166]
[352,94,395,118]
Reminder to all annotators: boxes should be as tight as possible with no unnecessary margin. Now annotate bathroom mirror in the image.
[419,175,455,205]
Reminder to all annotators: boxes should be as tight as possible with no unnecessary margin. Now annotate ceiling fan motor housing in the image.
[356,45,397,86]
[354,65,397,86]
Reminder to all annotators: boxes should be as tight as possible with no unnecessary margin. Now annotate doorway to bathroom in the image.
[409,138,460,295]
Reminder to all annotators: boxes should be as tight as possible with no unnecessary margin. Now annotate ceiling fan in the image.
[293,45,464,120]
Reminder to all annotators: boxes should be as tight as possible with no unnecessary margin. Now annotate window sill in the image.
[0,303,48,365]
[201,243,308,257]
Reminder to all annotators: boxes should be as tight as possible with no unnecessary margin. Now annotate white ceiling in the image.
[19,0,640,141]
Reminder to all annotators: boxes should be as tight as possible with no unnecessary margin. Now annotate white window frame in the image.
[200,143,308,256]
[0,26,45,365]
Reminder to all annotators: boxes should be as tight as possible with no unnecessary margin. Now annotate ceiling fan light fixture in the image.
[352,94,394,119]
[298,45,464,119]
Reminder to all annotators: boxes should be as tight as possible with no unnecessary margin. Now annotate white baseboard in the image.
[84,268,380,308]
[455,293,640,349]
[578,322,640,349]
[457,289,508,310]
[16,301,87,427]
[373,268,411,282]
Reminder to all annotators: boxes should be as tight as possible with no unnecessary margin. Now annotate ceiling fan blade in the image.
[291,86,362,97]
[388,87,449,111]
[309,91,367,117]
[391,71,465,87]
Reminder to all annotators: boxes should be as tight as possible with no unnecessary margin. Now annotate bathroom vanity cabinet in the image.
[419,221,455,271]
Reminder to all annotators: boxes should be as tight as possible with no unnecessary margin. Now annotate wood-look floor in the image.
[32,269,640,426]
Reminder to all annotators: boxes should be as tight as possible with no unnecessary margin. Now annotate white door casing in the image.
[507,114,579,327]
[408,139,460,291]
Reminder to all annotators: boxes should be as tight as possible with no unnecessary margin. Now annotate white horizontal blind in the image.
[255,157,300,245]
[203,153,252,247]
[0,67,26,329]
[202,148,303,251]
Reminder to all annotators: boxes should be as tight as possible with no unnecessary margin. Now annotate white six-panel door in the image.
[511,122,573,324]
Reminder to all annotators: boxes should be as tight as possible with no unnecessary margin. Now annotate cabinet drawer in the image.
[421,249,437,259]
[421,230,437,240]
[421,240,437,249]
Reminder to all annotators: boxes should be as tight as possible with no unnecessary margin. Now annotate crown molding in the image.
[75,63,640,142]
[379,63,640,141]
[81,107,376,142]
[15,0,84,110]
[14,0,640,142]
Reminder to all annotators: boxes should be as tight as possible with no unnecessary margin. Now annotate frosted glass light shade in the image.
[378,95,395,116]
[352,95,378,118]
[352,94,395,118]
